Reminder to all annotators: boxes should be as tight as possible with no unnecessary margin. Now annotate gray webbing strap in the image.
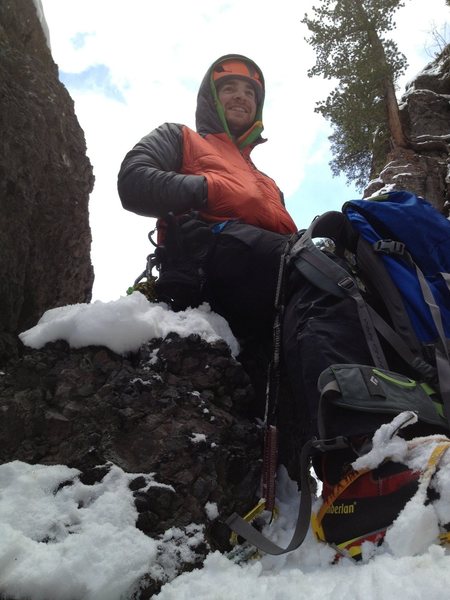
[367,305,436,380]
[436,347,450,418]
[441,272,450,293]
[367,307,415,364]
[357,237,422,356]
[415,263,450,416]
[416,264,449,363]
[440,271,450,408]
[225,440,314,555]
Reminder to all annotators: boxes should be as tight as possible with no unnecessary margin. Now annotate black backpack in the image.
[226,191,450,559]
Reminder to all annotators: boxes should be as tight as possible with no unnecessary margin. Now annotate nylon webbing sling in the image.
[226,439,315,555]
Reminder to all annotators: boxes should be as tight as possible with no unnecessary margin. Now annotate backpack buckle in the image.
[373,239,406,256]
[337,276,355,291]
[312,436,350,452]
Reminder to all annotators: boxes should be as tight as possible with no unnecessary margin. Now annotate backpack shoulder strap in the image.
[289,215,389,370]
[355,236,422,356]
[355,237,438,381]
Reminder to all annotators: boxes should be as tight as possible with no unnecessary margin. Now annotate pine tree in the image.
[302,0,408,189]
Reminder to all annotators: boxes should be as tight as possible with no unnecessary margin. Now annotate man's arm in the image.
[117,123,207,218]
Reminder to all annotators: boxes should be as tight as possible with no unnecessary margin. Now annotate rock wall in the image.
[0,333,262,596]
[0,0,94,363]
[365,44,450,215]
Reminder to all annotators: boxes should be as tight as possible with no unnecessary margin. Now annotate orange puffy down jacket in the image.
[117,122,296,235]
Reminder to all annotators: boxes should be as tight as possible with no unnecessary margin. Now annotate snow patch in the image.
[204,502,219,521]
[0,461,158,600]
[190,433,207,444]
[19,293,239,357]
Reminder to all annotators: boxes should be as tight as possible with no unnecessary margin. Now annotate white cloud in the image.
[39,0,449,301]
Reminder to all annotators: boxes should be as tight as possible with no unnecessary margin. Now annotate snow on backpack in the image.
[226,190,450,559]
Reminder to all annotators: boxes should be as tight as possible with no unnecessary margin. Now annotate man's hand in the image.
[155,263,203,311]
[178,214,213,262]
[179,214,212,243]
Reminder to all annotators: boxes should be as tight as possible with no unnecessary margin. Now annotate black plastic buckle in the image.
[338,276,355,291]
[311,436,350,452]
[373,239,405,256]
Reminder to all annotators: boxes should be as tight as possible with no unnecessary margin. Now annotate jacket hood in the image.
[195,53,266,149]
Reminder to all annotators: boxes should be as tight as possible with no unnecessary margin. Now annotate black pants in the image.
[203,222,372,440]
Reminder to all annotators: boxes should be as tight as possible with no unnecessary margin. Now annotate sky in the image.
[35,0,450,302]
[1,294,450,598]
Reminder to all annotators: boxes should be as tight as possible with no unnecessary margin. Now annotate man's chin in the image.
[228,122,251,137]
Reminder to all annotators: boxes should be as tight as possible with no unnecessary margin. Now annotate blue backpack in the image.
[345,191,450,346]
[293,189,450,417]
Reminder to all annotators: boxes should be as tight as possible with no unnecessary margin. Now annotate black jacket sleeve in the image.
[117,122,207,218]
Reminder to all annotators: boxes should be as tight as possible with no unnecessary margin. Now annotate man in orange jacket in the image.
[118,54,295,234]
[118,54,372,438]
[118,54,297,336]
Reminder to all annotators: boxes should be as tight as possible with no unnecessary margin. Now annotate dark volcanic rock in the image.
[0,0,94,364]
[0,334,262,562]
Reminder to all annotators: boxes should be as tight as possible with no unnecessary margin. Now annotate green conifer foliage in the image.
[302,0,408,189]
